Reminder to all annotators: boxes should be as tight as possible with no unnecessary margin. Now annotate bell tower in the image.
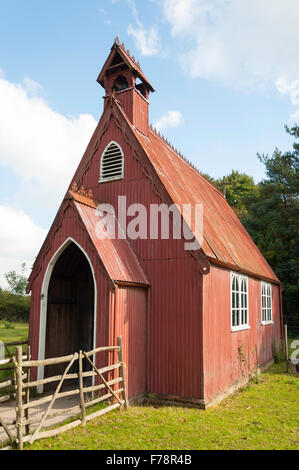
[97,37,155,137]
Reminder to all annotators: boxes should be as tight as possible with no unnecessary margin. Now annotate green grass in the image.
[0,325,297,450]
[26,362,299,451]
[0,322,29,394]
[0,322,28,346]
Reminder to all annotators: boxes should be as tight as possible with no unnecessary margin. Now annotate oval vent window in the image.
[99,141,124,183]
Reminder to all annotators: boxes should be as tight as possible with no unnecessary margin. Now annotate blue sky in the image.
[0,0,298,285]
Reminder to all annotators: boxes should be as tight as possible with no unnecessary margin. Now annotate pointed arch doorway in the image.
[38,238,97,387]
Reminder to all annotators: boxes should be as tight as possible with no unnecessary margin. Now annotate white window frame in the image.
[231,272,250,332]
[261,281,273,325]
[99,140,124,183]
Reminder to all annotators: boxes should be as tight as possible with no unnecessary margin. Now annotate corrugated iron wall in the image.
[133,90,149,136]
[113,286,147,399]
[145,257,203,399]
[110,88,149,137]
[73,113,204,400]
[202,264,282,401]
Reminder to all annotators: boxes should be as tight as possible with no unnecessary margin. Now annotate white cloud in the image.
[22,77,43,96]
[0,75,97,213]
[276,77,299,121]
[0,73,97,285]
[0,205,47,287]
[154,110,184,132]
[126,0,159,56]
[162,0,299,89]
[276,77,299,105]
[128,23,159,56]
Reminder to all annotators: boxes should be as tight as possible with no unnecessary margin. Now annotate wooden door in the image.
[44,243,94,385]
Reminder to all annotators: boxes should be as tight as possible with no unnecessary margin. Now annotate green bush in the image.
[0,288,31,322]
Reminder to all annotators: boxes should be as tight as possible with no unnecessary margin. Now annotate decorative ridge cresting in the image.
[149,124,204,179]
[114,35,142,71]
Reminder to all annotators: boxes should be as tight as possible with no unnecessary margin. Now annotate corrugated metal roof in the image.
[114,100,279,283]
[74,199,149,285]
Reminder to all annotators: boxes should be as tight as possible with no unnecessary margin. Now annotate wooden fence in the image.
[0,341,29,405]
[0,340,28,362]
[0,337,127,450]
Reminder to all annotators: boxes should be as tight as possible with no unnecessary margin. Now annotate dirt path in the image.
[0,392,80,445]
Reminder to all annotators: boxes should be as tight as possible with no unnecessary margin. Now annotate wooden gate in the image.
[0,337,127,450]
[0,341,29,448]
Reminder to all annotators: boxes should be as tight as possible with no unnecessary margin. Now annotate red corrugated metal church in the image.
[27,39,283,407]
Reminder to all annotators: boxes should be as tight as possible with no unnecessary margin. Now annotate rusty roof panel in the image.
[114,101,279,283]
[74,200,149,285]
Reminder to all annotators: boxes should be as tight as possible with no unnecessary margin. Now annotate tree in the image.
[214,170,259,218]
[201,127,298,326]
[243,125,299,320]
[5,263,28,296]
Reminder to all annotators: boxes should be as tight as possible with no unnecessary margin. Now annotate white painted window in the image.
[99,141,124,183]
[231,272,249,331]
[261,281,273,324]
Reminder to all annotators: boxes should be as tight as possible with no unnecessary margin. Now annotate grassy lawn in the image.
[0,325,297,450]
[0,322,28,346]
[0,322,29,392]
[26,361,299,451]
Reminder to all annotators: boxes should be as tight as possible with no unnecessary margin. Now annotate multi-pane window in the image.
[261,282,272,324]
[99,141,124,183]
[231,272,249,330]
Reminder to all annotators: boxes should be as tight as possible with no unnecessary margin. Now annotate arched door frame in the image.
[37,237,97,392]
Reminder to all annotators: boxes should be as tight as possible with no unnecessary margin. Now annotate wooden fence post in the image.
[78,351,86,426]
[82,352,123,407]
[15,346,24,450]
[117,336,128,409]
[285,324,289,373]
[25,345,31,436]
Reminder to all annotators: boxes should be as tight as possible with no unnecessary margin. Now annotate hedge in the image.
[0,289,31,322]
